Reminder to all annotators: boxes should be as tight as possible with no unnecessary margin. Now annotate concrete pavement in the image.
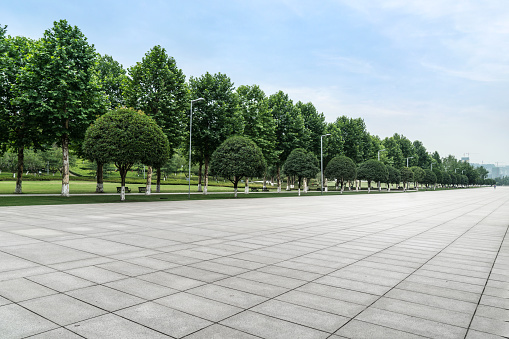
[0,187,508,338]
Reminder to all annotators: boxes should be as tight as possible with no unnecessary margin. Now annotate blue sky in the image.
[3,0,508,166]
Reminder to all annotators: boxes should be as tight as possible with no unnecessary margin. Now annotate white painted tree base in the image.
[61,183,70,197]
[96,183,104,193]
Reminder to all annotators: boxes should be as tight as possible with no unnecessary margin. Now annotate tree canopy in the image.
[283,148,319,192]
[210,136,266,197]
[83,108,169,200]
[324,155,356,193]
[357,160,388,192]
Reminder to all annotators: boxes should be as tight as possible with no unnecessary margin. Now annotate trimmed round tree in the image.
[210,136,266,198]
[357,160,388,193]
[442,172,451,188]
[386,165,401,191]
[83,108,170,201]
[282,148,319,196]
[423,169,437,189]
[324,155,356,194]
[400,167,414,191]
[410,166,425,190]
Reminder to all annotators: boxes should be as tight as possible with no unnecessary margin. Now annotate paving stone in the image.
[105,277,178,300]
[296,282,379,306]
[252,299,349,333]
[26,271,95,292]
[1,242,96,265]
[475,304,509,321]
[215,276,288,298]
[385,288,478,313]
[66,285,144,311]
[96,261,155,276]
[335,319,427,338]
[184,324,260,339]
[137,271,205,290]
[276,290,365,317]
[187,284,268,308]
[166,265,229,283]
[221,310,329,339]
[237,271,305,289]
[470,315,509,337]
[0,278,56,302]
[155,291,242,321]
[65,265,127,284]
[116,301,212,337]
[66,313,168,338]
[20,293,106,325]
[28,327,84,338]
[0,304,58,338]
[355,307,467,338]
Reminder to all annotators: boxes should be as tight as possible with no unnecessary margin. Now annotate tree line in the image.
[0,20,494,197]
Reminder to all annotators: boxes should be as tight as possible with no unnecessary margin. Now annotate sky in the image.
[2,0,508,166]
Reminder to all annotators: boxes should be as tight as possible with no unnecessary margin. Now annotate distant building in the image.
[461,157,469,163]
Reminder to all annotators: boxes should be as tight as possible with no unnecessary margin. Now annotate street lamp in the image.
[320,134,331,195]
[406,157,414,168]
[188,98,205,199]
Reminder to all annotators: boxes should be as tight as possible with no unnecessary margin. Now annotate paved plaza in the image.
[0,188,508,338]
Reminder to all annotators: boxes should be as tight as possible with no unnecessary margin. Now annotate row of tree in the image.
[0,20,492,197]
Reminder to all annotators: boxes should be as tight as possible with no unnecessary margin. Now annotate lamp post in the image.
[406,156,414,168]
[188,98,205,199]
[320,134,331,195]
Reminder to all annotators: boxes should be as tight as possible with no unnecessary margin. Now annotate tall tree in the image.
[96,54,127,110]
[296,101,325,158]
[189,72,240,194]
[335,116,369,163]
[323,121,344,167]
[382,136,404,169]
[124,45,188,193]
[16,20,106,196]
[393,133,416,167]
[1,33,42,193]
[237,85,276,190]
[268,91,307,192]
[357,159,388,193]
[413,140,431,169]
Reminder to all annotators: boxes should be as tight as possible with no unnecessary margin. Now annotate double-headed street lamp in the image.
[188,98,205,199]
[320,134,331,195]
[406,156,414,168]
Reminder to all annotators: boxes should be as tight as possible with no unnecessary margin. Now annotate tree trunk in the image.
[263,175,267,190]
[198,162,203,192]
[145,166,152,195]
[368,180,371,193]
[61,133,70,197]
[15,146,24,194]
[324,178,328,192]
[286,175,291,191]
[336,179,339,191]
[96,162,104,193]
[156,167,161,193]
[245,177,249,194]
[304,177,308,193]
[203,157,209,194]
[277,166,281,193]
[120,168,127,201]
[340,179,344,194]
[356,180,359,191]
[234,177,238,198]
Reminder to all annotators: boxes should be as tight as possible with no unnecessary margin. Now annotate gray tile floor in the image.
[0,187,508,338]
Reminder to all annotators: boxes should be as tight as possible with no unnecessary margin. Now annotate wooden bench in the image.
[138,186,146,193]
[250,187,259,192]
[117,187,131,193]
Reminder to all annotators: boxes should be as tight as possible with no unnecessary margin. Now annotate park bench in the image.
[138,187,146,193]
[262,187,270,192]
[117,187,131,193]
[250,187,259,192]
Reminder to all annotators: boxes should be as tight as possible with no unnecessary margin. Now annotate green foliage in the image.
[282,148,319,188]
[268,91,307,165]
[17,20,106,143]
[422,169,437,186]
[96,54,127,109]
[334,116,369,163]
[189,72,240,162]
[357,159,388,187]
[237,85,277,166]
[400,167,414,185]
[410,166,425,183]
[323,121,344,166]
[386,165,401,185]
[442,172,451,186]
[324,156,356,189]
[382,136,404,169]
[124,45,187,154]
[82,108,170,186]
[296,101,325,158]
[413,140,431,169]
[210,136,266,191]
